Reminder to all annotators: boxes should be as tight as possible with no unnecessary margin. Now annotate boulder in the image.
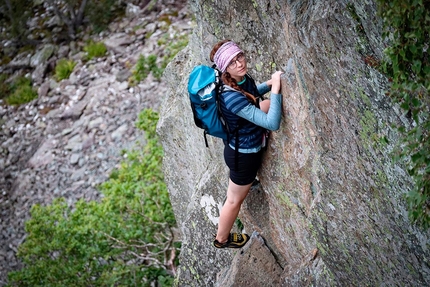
[157,0,430,286]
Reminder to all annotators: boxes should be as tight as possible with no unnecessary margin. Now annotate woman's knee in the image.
[226,180,252,205]
[224,196,245,207]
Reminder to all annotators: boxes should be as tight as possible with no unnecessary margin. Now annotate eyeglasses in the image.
[228,53,245,69]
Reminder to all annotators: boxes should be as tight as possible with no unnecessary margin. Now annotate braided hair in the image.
[210,40,257,105]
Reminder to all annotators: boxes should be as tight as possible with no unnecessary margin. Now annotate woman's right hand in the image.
[270,71,283,94]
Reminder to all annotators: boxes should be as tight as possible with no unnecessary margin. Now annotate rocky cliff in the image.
[157,0,430,286]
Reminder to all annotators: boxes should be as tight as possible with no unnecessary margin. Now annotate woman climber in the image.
[211,40,283,248]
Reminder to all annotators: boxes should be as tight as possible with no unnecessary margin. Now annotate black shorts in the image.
[224,144,262,186]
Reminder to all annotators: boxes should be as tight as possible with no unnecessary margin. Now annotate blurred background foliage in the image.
[7,109,179,286]
[377,0,429,229]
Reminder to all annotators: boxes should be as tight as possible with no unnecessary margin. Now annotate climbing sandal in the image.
[213,233,250,249]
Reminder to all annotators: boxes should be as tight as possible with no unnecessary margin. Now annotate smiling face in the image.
[226,52,247,82]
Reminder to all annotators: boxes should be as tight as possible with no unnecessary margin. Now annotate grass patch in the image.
[84,40,107,60]
[55,58,76,81]
[2,76,37,105]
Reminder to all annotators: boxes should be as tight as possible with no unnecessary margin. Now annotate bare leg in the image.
[215,179,253,243]
[260,99,270,113]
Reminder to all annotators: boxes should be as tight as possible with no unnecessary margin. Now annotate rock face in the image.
[157,0,430,286]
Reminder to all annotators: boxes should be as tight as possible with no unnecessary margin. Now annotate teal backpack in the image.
[188,65,231,146]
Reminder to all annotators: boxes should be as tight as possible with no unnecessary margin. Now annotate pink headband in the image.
[213,41,243,72]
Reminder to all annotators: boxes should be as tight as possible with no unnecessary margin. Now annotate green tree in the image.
[0,0,124,45]
[45,0,89,39]
[377,0,430,228]
[45,0,122,39]
[0,0,34,43]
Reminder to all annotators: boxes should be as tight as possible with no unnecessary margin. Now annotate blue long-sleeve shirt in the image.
[220,75,282,153]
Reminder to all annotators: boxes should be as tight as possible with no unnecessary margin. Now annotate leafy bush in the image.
[7,109,179,286]
[55,58,76,81]
[84,41,107,60]
[377,0,430,228]
[129,35,188,85]
[3,76,37,105]
[130,54,162,85]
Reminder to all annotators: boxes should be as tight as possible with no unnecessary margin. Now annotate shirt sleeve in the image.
[236,93,282,130]
[223,91,250,114]
[257,82,270,96]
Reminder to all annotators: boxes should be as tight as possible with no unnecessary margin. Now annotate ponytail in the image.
[221,73,257,104]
